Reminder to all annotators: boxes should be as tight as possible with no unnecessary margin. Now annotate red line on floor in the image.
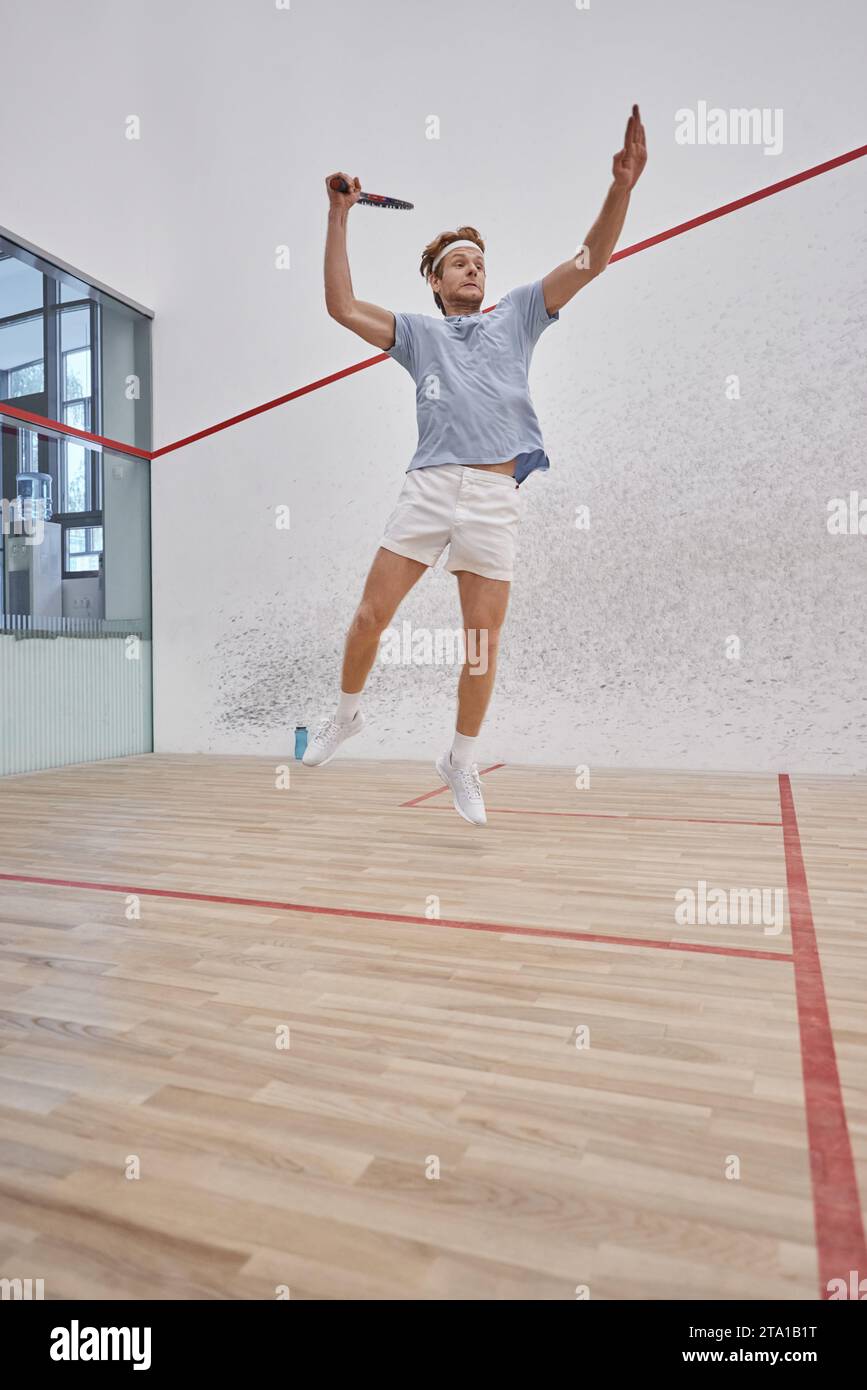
[778,773,867,1299]
[399,761,505,806]
[402,763,781,825]
[410,803,782,827]
[0,870,793,962]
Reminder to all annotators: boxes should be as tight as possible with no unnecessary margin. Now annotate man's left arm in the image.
[542,103,647,316]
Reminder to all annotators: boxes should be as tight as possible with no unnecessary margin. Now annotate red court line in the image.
[6,143,849,466]
[778,773,867,1299]
[610,142,867,264]
[0,870,792,963]
[150,357,388,459]
[0,401,150,461]
[411,804,783,827]
[153,144,867,459]
[401,762,781,825]
[399,761,505,806]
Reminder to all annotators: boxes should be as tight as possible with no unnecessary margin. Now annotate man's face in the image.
[432,246,485,313]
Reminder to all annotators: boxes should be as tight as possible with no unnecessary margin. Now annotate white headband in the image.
[429,239,484,279]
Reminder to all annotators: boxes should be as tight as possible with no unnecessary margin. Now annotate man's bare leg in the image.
[341,546,427,692]
[453,569,511,739]
[431,568,510,823]
[303,547,427,766]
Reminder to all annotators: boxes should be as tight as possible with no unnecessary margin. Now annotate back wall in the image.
[2,0,864,771]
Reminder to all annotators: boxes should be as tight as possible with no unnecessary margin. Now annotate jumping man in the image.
[304,106,648,824]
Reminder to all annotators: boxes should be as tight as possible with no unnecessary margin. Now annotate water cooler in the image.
[3,472,63,618]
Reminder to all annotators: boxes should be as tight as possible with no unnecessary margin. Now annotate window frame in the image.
[51,294,102,574]
[61,509,103,580]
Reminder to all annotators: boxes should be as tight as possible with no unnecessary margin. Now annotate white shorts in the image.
[378,464,522,582]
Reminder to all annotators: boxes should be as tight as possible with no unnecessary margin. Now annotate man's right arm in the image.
[324,182,396,352]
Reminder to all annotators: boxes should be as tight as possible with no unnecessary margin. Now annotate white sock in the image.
[450,731,477,770]
[336,690,362,725]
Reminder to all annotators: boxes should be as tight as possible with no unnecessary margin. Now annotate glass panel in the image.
[0,316,44,397]
[8,359,44,396]
[66,524,102,572]
[19,427,39,471]
[63,347,91,402]
[60,306,90,350]
[59,278,90,303]
[102,448,150,626]
[62,440,88,511]
[0,259,44,413]
[0,256,43,316]
[0,239,152,775]
[100,299,152,451]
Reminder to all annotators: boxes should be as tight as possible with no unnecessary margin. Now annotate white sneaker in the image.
[302,710,365,767]
[435,751,487,825]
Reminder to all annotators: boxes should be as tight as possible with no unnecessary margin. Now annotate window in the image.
[59,304,98,519]
[62,441,90,512]
[1,236,152,626]
[0,256,44,413]
[8,357,44,396]
[18,427,39,472]
[65,523,103,575]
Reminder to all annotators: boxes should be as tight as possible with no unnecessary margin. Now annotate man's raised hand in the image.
[612,105,647,190]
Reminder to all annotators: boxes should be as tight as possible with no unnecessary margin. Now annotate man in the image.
[304,106,647,825]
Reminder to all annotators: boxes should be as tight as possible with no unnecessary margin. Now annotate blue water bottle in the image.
[294,725,308,760]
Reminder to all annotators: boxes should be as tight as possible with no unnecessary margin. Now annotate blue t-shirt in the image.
[386,279,559,486]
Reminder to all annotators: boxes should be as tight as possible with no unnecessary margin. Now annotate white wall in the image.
[3,0,865,771]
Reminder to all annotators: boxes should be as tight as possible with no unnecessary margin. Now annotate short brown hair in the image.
[420,226,485,315]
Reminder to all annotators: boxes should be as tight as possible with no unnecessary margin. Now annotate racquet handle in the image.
[328,176,413,210]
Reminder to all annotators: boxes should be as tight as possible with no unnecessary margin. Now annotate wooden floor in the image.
[0,754,864,1300]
